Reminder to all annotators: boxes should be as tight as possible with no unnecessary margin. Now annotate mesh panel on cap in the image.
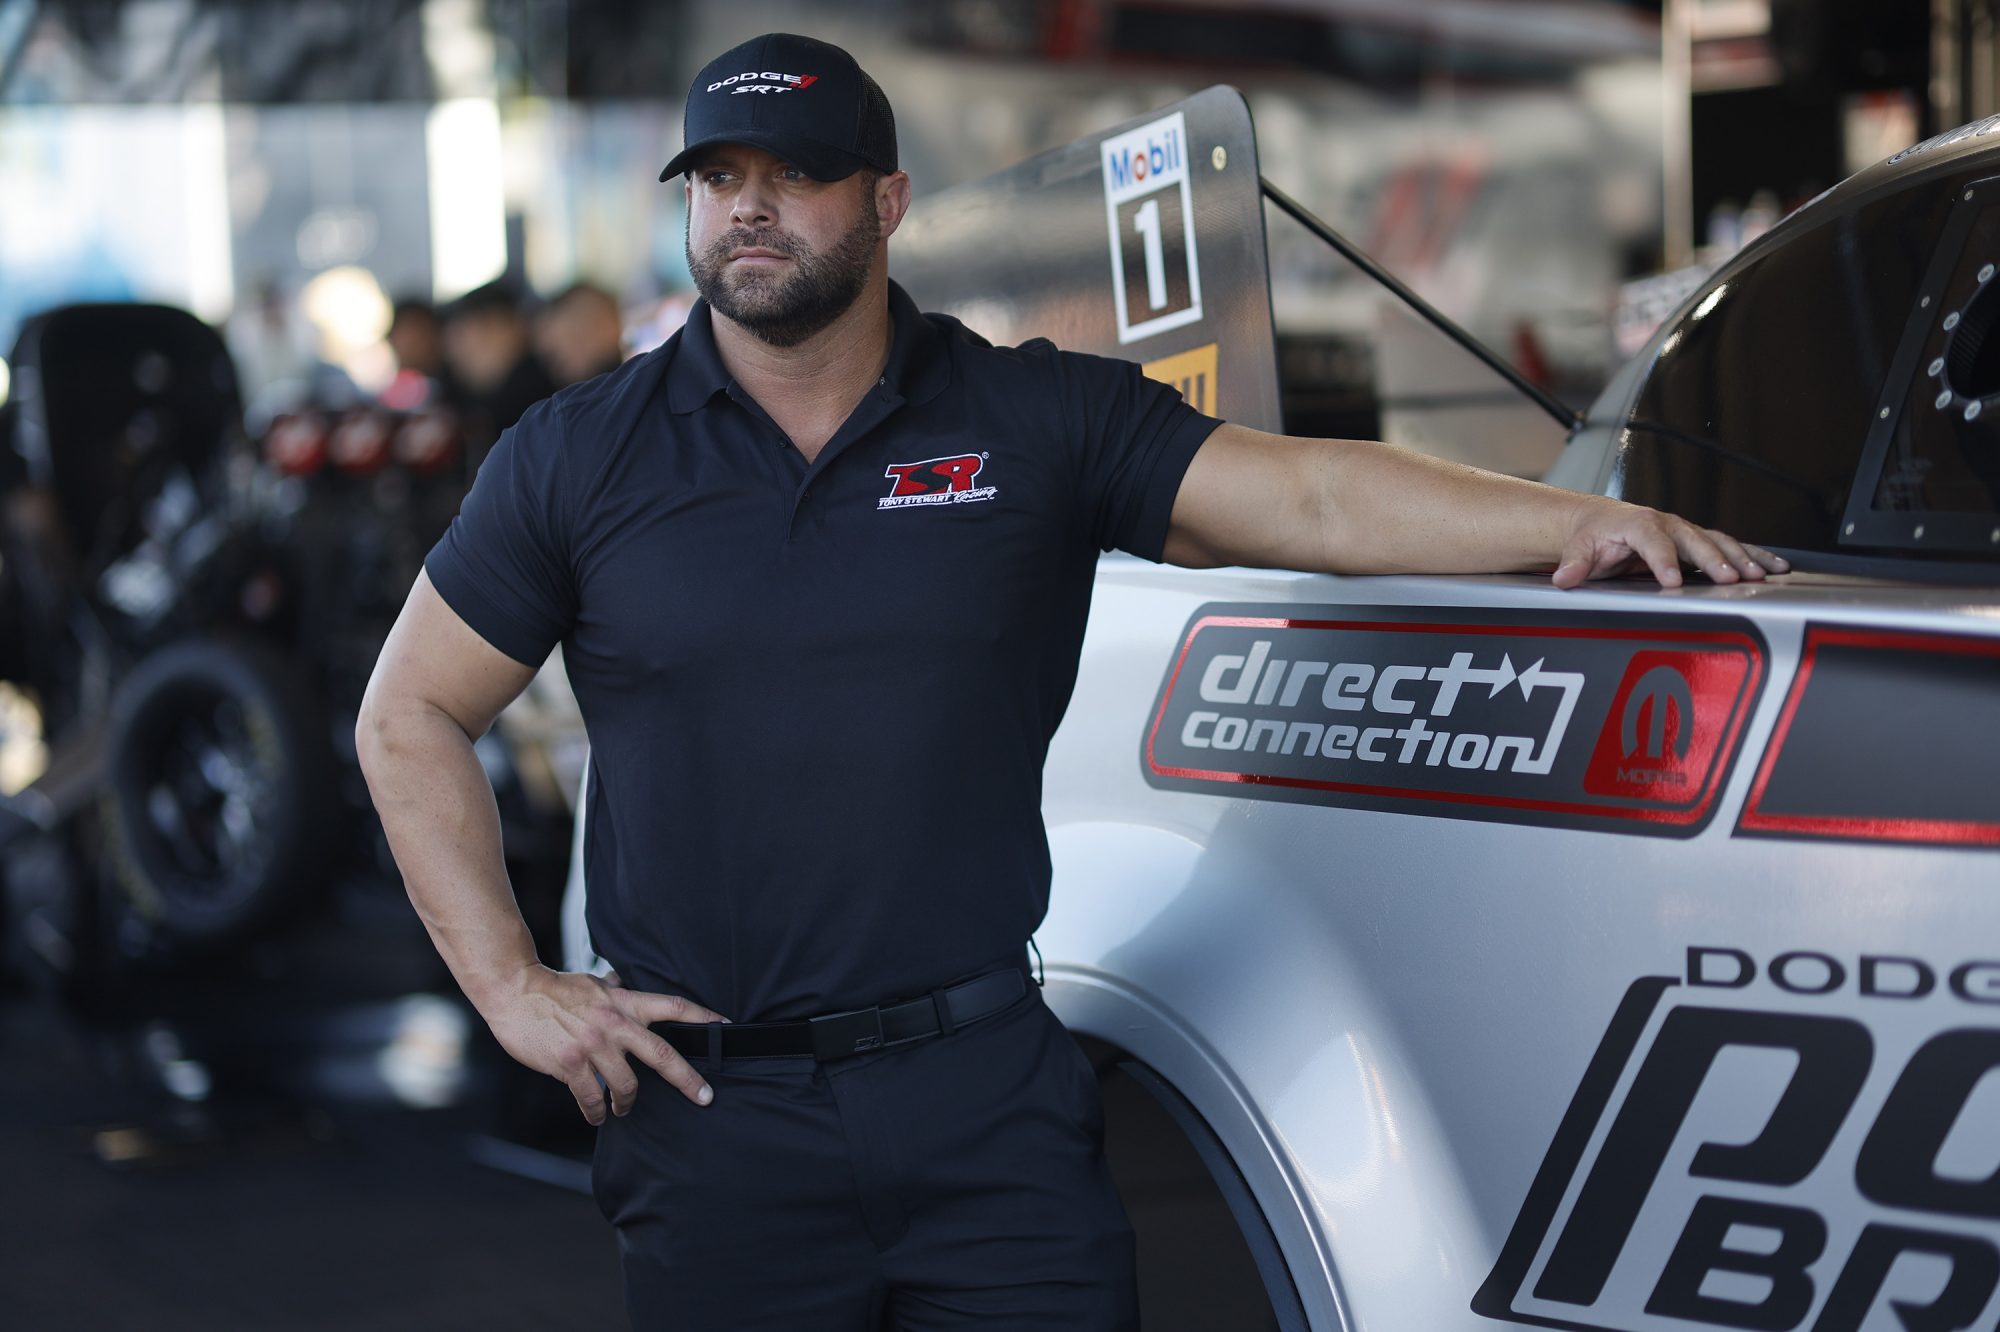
[858,72,898,173]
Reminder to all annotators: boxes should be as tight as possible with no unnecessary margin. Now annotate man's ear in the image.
[876,170,914,239]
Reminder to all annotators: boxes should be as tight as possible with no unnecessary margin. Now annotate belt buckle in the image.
[808,1005,886,1060]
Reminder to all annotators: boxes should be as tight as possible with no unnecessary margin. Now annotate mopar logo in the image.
[1474,947,2000,1331]
[1622,665,1694,762]
[1614,664,1695,784]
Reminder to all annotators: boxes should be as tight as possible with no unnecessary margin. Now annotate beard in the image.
[687,203,880,348]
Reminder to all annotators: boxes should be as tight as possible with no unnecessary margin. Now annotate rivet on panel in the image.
[1966,400,1984,421]
[1921,296,1933,307]
[1937,389,1955,409]
[1930,357,1946,376]
[1915,525,1926,538]
[1946,312,1962,330]
[1983,264,1997,283]
[1844,523,1857,535]
[1211,146,1227,171]
[1879,406,1891,418]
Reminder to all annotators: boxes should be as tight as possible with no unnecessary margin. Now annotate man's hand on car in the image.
[477,964,732,1124]
[1552,494,1790,590]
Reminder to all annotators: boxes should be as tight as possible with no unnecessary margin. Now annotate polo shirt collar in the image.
[665,277,950,416]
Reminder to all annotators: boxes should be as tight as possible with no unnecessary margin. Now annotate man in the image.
[356,32,1785,1331]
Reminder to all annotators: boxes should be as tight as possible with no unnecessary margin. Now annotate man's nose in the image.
[730,180,777,228]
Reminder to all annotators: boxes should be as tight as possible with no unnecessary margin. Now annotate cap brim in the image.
[659,131,868,183]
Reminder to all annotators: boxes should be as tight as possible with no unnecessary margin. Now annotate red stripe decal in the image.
[1738,626,2000,847]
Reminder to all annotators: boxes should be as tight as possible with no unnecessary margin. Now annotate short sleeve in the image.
[423,399,576,666]
[1051,346,1224,561]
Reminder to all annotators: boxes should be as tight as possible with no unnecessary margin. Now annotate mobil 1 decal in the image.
[1102,110,1203,344]
[1142,604,1766,836]
[1474,946,2000,1332]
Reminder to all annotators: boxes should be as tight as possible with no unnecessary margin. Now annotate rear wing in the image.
[892,84,1576,437]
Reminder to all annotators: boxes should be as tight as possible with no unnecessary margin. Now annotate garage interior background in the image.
[0,0,1959,1328]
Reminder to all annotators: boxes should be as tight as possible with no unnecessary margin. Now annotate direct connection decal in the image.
[1143,605,1766,835]
[1738,625,2000,848]
[1474,945,2000,1331]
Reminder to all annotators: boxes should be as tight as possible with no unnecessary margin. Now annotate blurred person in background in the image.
[535,280,628,387]
[380,297,458,412]
[439,279,557,465]
[388,298,447,380]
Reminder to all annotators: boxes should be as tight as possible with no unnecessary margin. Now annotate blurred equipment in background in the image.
[1664,0,1930,266]
[0,301,577,1151]
[1621,0,1930,363]
[227,275,367,433]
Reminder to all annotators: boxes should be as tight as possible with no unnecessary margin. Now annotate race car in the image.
[883,90,2000,1331]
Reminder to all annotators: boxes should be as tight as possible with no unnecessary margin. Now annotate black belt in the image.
[657,965,1028,1064]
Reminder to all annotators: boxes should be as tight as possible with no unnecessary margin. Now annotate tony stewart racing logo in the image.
[1475,947,2000,1331]
[878,453,998,510]
[1143,605,1765,834]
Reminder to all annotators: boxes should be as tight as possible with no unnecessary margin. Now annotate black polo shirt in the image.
[423,280,1221,1021]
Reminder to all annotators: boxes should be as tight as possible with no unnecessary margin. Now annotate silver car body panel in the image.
[1039,558,2000,1331]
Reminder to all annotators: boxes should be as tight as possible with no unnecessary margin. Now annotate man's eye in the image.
[782,167,805,181]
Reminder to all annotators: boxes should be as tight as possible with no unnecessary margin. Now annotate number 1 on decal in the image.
[1134,197,1167,310]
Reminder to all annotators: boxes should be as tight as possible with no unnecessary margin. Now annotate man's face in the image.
[683,144,882,347]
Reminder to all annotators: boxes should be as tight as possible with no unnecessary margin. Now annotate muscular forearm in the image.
[1167,423,1782,589]
[1306,436,1580,576]
[1167,425,1582,575]
[356,701,541,1015]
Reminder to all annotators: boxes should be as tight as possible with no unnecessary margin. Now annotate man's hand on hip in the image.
[478,965,732,1124]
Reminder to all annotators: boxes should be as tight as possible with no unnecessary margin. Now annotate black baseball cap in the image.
[658,33,897,184]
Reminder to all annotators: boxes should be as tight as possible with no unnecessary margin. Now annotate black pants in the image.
[589,962,1139,1330]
